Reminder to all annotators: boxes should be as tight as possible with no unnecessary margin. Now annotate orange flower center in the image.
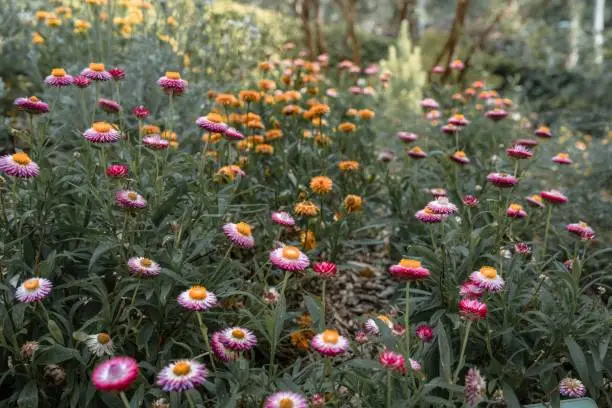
[556,153,569,159]
[410,147,424,154]
[235,222,252,236]
[127,192,138,201]
[140,258,152,267]
[282,246,301,260]
[531,195,542,203]
[480,266,497,279]
[23,278,40,291]
[424,207,434,214]
[189,286,207,300]
[455,150,466,158]
[12,152,31,165]
[509,204,523,212]
[399,259,421,268]
[166,71,181,80]
[377,315,392,325]
[172,361,191,376]
[539,126,550,132]
[89,63,105,72]
[279,399,294,408]
[29,96,40,102]
[231,329,245,339]
[322,329,339,344]
[92,122,112,133]
[453,114,464,120]
[97,333,111,344]
[579,221,589,227]
[51,68,66,77]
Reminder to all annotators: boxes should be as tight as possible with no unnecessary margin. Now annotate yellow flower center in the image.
[166,71,181,80]
[282,246,301,260]
[231,329,245,339]
[399,259,421,268]
[579,221,589,227]
[539,126,550,132]
[97,333,111,344]
[509,204,523,212]
[92,122,112,133]
[23,278,40,291]
[51,68,66,77]
[235,222,252,236]
[531,195,542,203]
[424,207,434,214]
[127,192,138,201]
[455,150,466,158]
[172,361,191,376]
[556,153,569,159]
[453,114,464,120]
[480,266,497,279]
[89,63,105,72]
[377,315,391,325]
[410,147,424,154]
[189,286,207,300]
[12,152,32,165]
[29,96,40,102]
[322,329,340,344]
[279,399,294,408]
[140,258,152,267]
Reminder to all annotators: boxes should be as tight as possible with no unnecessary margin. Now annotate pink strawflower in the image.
[459,298,488,320]
[464,368,486,407]
[15,277,52,303]
[426,110,441,121]
[271,211,295,227]
[196,116,229,133]
[92,356,139,392]
[223,127,244,141]
[349,86,362,94]
[431,65,445,74]
[462,195,479,207]
[552,153,572,165]
[470,266,505,293]
[132,105,150,119]
[506,144,533,159]
[409,359,422,372]
[115,190,147,209]
[485,108,508,121]
[364,64,379,75]
[44,68,73,87]
[312,261,337,278]
[106,164,128,178]
[564,259,574,270]
[364,315,393,335]
[540,190,568,204]
[397,131,418,143]
[73,75,91,88]
[263,287,280,305]
[516,138,538,147]
[264,391,308,408]
[14,96,49,115]
[441,124,460,134]
[426,197,457,215]
[449,60,465,71]
[487,172,518,188]
[566,222,595,240]
[420,98,439,110]
[156,360,207,392]
[389,259,430,280]
[157,71,188,95]
[535,126,553,138]
[0,152,40,178]
[448,114,469,126]
[311,393,326,407]
[177,286,217,311]
[98,98,122,114]
[559,377,586,398]
[355,331,368,344]
[311,329,349,357]
[415,324,434,342]
[506,203,527,219]
[451,150,470,164]
[127,257,161,277]
[459,280,485,298]
[109,68,126,80]
[392,323,406,337]
[514,242,531,255]
[378,150,395,162]
[379,350,406,374]
[430,188,447,199]
[415,208,444,223]
[211,331,239,362]
[81,63,112,81]
[269,246,309,271]
[407,147,427,159]
[143,135,170,150]
[219,327,257,351]
[222,222,255,248]
[525,194,545,208]
[83,122,121,144]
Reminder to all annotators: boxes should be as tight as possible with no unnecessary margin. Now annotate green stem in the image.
[321,279,326,327]
[541,204,553,263]
[119,391,131,408]
[404,281,411,355]
[185,391,197,408]
[196,312,216,371]
[269,271,290,378]
[386,369,392,408]
[453,320,472,383]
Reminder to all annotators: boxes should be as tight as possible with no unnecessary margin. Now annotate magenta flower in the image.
[106,164,129,178]
[132,105,150,119]
[269,246,309,271]
[415,324,434,342]
[15,277,52,303]
[389,259,430,280]
[379,350,406,374]
[157,72,188,95]
[312,261,337,278]
[0,152,40,178]
[81,63,112,81]
[156,360,207,392]
[311,329,349,357]
[91,356,139,392]
[14,96,49,115]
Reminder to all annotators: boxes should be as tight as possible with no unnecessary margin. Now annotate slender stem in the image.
[321,279,326,327]
[185,391,197,408]
[453,320,473,382]
[196,312,216,371]
[386,369,392,408]
[119,391,131,408]
[404,281,411,355]
[269,271,290,378]
[541,204,553,262]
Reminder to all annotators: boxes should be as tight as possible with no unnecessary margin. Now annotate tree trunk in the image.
[313,0,327,55]
[416,0,428,38]
[334,0,361,64]
[594,0,605,65]
[391,0,417,39]
[565,1,584,70]
[429,0,471,82]
[299,0,316,57]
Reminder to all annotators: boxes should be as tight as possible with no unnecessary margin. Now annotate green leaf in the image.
[304,295,323,332]
[502,382,521,408]
[17,380,38,408]
[88,242,118,272]
[437,323,452,383]
[565,336,596,397]
[34,345,81,365]
[48,319,64,345]
[346,358,381,370]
